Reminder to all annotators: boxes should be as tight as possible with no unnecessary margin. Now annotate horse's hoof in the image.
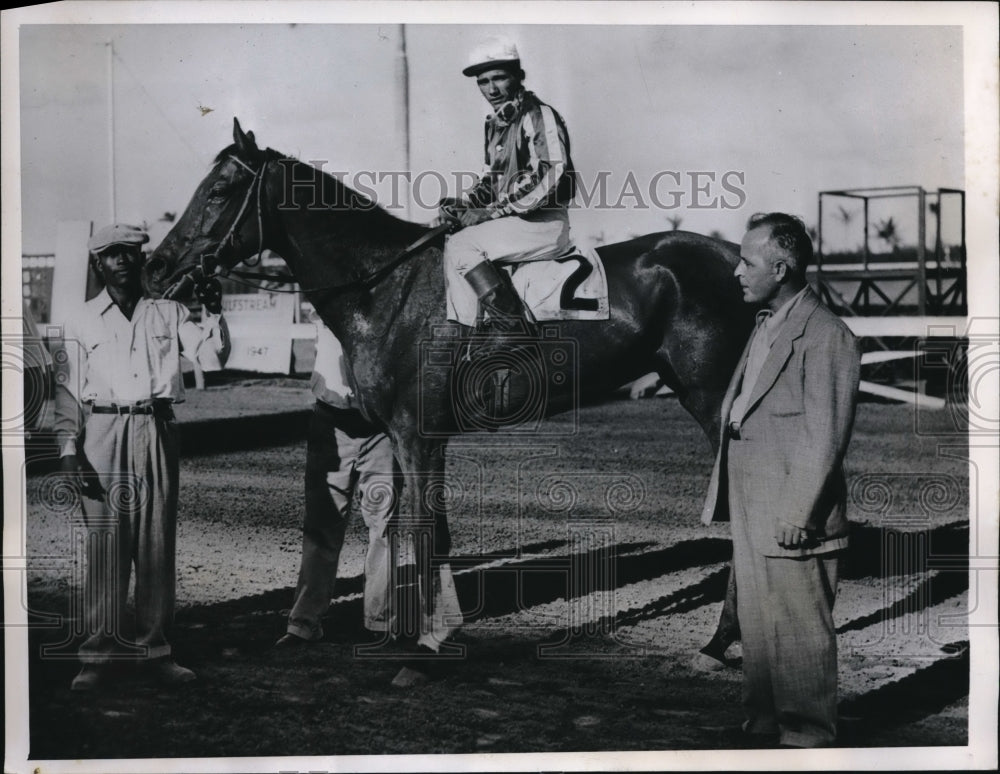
[689,651,729,673]
[391,665,430,688]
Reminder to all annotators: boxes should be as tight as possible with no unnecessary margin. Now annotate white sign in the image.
[221,292,295,373]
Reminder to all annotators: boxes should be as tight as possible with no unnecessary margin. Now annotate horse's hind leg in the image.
[654,354,741,665]
[700,564,740,664]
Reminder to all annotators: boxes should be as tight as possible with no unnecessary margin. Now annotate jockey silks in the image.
[464,90,577,219]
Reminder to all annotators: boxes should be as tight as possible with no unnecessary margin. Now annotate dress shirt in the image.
[729,287,808,430]
[54,288,227,456]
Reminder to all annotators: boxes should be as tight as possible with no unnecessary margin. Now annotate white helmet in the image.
[463,36,521,77]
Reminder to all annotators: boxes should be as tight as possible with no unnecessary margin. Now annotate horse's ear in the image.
[233,117,260,159]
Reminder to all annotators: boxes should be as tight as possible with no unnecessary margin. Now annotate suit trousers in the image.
[78,411,179,663]
[444,209,571,325]
[727,439,840,747]
[287,402,400,640]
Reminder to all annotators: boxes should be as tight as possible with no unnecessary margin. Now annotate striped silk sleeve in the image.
[498,103,568,216]
[462,122,498,209]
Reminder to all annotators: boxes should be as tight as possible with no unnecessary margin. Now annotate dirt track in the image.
[20,382,970,759]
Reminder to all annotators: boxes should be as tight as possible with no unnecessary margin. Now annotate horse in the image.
[145,119,751,673]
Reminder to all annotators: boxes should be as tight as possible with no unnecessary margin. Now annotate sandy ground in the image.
[17,381,973,760]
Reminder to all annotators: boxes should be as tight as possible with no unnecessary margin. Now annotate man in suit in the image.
[701,212,862,748]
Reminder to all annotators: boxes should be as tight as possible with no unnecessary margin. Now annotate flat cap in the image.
[88,223,150,253]
[463,36,521,77]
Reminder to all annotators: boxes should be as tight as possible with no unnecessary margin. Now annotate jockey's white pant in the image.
[444,209,571,325]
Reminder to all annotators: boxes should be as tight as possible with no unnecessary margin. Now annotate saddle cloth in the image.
[449,244,610,326]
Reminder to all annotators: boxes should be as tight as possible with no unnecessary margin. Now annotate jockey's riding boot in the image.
[464,260,538,339]
[459,260,541,425]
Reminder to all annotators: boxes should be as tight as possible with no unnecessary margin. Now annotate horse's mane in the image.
[213,144,427,244]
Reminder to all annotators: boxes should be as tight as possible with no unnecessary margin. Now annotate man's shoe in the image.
[149,659,196,685]
[691,641,742,671]
[70,665,106,692]
[274,632,313,649]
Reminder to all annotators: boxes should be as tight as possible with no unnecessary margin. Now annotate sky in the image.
[11,10,969,256]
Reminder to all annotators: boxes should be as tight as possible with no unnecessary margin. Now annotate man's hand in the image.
[194,277,223,314]
[436,199,464,232]
[775,519,812,549]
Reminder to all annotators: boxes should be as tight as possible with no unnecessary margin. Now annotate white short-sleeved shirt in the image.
[54,288,226,455]
[310,323,355,409]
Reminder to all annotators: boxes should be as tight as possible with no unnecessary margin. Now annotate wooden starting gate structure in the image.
[812,186,966,317]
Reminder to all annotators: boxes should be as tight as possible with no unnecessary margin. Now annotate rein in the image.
[165,153,450,300]
[227,222,450,297]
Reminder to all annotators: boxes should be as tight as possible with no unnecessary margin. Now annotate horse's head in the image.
[143,118,271,298]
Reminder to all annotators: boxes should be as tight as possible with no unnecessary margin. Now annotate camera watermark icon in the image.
[10,457,153,662]
[39,513,152,661]
[847,472,970,658]
[417,324,579,437]
[1,326,55,443]
[914,317,999,438]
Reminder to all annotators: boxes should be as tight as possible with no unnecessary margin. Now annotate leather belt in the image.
[90,400,171,416]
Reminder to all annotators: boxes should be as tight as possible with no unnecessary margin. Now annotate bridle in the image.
[204,154,268,275]
[162,153,450,302]
[162,154,268,300]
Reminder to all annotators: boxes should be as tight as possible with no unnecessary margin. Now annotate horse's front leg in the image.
[392,435,462,664]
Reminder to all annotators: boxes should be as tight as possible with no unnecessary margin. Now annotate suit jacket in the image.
[701,286,862,557]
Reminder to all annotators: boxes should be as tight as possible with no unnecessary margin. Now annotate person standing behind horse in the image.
[54,223,230,691]
[439,36,577,343]
[275,322,402,648]
[701,213,861,747]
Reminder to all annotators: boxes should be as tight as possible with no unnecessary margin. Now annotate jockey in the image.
[440,37,577,338]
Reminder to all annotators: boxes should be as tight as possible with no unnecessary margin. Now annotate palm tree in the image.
[836,205,855,253]
[928,200,945,263]
[874,217,901,253]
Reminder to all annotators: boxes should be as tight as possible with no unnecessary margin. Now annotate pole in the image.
[396,25,411,220]
[916,187,927,315]
[816,193,825,302]
[107,40,117,223]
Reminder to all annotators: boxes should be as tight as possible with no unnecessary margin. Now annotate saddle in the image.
[446,244,610,327]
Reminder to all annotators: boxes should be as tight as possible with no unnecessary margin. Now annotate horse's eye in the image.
[209,186,228,199]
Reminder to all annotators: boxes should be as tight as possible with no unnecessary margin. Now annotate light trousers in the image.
[727,440,841,747]
[78,411,179,663]
[287,402,401,639]
[444,209,571,325]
